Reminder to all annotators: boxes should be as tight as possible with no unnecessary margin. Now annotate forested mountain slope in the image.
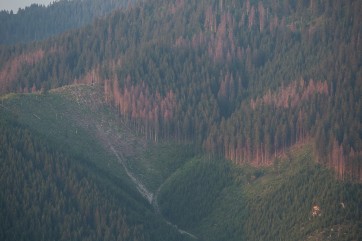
[0,0,134,45]
[1,0,361,240]
[0,0,361,182]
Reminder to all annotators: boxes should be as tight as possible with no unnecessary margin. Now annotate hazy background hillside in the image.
[0,0,135,44]
[1,0,58,13]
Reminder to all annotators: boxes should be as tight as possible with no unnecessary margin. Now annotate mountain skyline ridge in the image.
[0,0,58,13]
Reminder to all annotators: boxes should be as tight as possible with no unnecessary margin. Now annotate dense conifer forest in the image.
[0,0,361,240]
[0,118,143,241]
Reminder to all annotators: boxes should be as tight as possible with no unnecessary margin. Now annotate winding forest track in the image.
[102,127,198,239]
[109,145,154,203]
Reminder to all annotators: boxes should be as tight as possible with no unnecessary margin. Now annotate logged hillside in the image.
[0,0,134,45]
[0,0,361,182]
[0,87,195,241]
